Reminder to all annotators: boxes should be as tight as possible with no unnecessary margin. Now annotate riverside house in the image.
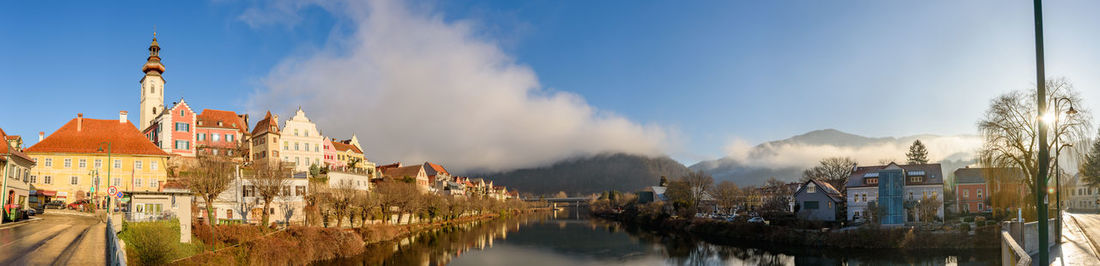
[845,163,944,225]
[953,167,1024,214]
[792,179,844,222]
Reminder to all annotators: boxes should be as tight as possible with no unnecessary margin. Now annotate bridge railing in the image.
[106,217,128,266]
[1000,221,1031,266]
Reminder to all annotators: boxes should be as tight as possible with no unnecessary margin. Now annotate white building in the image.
[195,168,309,226]
[1069,174,1100,213]
[280,107,324,173]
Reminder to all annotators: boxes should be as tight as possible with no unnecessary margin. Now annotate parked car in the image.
[23,209,36,216]
[748,217,767,224]
[67,200,90,210]
[45,200,65,210]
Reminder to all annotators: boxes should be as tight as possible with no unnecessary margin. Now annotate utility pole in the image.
[1033,0,1051,264]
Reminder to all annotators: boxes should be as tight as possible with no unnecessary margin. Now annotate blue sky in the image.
[2,1,1100,168]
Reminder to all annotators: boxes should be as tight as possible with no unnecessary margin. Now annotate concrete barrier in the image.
[1001,228,1031,266]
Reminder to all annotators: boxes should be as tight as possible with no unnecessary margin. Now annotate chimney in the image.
[38,132,44,142]
[120,111,128,123]
[77,113,83,131]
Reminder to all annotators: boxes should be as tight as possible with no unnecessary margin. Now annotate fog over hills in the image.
[689,129,982,186]
[480,129,982,195]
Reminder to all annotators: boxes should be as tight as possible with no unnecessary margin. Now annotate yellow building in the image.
[26,113,170,204]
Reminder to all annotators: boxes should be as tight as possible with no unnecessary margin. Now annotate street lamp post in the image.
[97,142,112,221]
[1049,97,1076,243]
[1032,0,1051,263]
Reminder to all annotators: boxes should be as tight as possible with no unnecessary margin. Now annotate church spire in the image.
[143,32,165,75]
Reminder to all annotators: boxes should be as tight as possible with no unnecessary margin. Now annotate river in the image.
[319,207,998,265]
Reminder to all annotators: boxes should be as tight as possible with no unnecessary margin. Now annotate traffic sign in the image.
[107,186,118,195]
[115,192,124,199]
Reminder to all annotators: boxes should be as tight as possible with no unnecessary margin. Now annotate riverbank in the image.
[167,209,539,265]
[595,210,1000,252]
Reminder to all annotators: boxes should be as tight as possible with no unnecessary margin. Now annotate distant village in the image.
[0,35,517,226]
[629,144,1099,227]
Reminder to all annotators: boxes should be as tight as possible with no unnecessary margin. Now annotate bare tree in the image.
[665,171,714,215]
[354,190,377,228]
[802,157,856,194]
[328,183,356,227]
[376,181,418,224]
[251,160,292,226]
[181,154,236,251]
[711,181,741,214]
[978,79,1091,207]
[916,195,942,223]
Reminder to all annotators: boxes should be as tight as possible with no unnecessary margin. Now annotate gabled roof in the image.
[0,127,34,162]
[383,165,423,179]
[332,141,362,154]
[795,179,844,203]
[26,116,170,156]
[846,163,944,188]
[251,111,279,136]
[424,162,450,176]
[197,109,248,133]
[954,167,1024,184]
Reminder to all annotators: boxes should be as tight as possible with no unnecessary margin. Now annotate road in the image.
[0,211,106,265]
[1066,212,1100,262]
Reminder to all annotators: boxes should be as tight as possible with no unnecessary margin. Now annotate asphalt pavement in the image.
[0,210,106,265]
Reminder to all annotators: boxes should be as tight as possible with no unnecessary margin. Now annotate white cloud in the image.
[723,135,983,169]
[245,0,669,173]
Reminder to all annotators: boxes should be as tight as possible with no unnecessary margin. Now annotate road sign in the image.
[107,186,118,196]
[115,192,123,199]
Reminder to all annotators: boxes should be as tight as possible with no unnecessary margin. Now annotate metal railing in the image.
[123,211,177,222]
[106,218,127,266]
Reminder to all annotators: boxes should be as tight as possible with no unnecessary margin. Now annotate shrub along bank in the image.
[597,210,1000,251]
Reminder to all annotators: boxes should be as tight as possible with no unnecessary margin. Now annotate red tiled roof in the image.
[383,165,423,179]
[251,111,279,136]
[376,163,401,172]
[197,109,248,133]
[425,162,450,176]
[26,116,170,156]
[0,127,33,162]
[332,141,362,154]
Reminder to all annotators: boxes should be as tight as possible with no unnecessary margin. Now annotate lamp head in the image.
[1067,106,1078,115]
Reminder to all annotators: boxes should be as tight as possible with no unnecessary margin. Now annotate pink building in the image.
[143,99,197,157]
[323,138,342,168]
[196,109,249,157]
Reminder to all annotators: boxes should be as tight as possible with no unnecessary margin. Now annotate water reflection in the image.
[318,207,996,266]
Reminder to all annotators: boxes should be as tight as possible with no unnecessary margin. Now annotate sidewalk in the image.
[1045,214,1100,265]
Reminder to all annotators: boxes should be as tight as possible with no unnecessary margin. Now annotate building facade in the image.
[1068,174,1100,213]
[845,163,945,224]
[26,113,170,204]
[143,100,197,157]
[792,179,844,222]
[279,108,323,173]
[196,109,249,158]
[250,111,280,163]
[952,167,1022,214]
[1,127,36,214]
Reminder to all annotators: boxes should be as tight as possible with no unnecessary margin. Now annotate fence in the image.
[106,217,127,266]
[123,211,177,222]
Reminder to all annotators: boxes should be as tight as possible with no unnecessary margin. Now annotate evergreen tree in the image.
[1081,131,1100,187]
[906,140,930,164]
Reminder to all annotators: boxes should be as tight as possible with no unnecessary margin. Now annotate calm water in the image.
[319,207,998,266]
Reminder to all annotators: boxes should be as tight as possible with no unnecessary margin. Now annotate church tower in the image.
[139,33,166,130]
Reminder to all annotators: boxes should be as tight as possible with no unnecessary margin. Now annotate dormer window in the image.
[909,176,924,183]
[865,178,878,185]
[807,183,816,193]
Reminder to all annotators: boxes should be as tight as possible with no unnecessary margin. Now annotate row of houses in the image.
[1,34,515,226]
